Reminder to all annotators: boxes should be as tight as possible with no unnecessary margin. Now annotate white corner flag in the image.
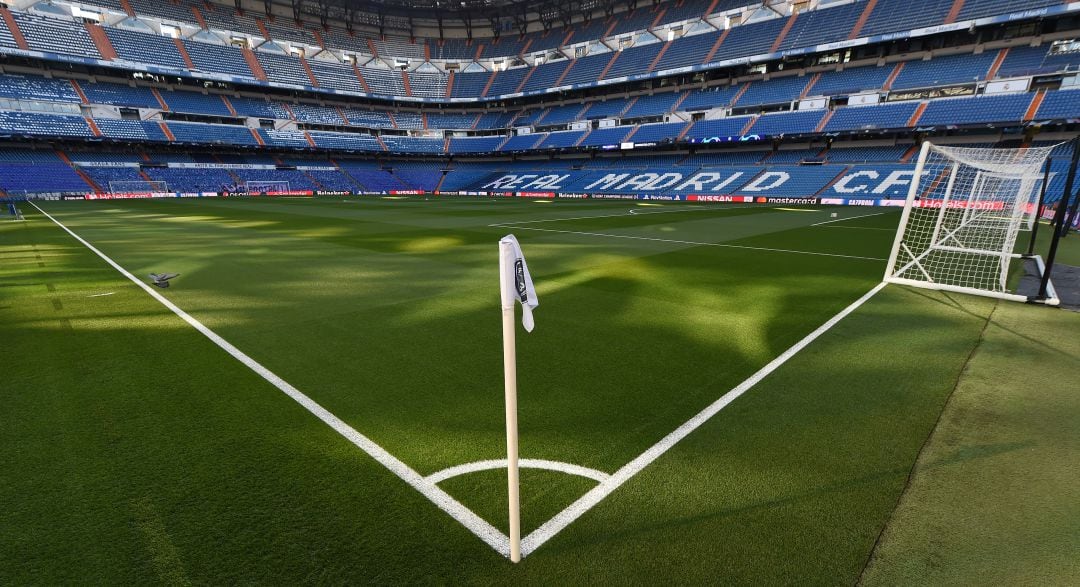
[501,234,539,331]
[498,234,537,563]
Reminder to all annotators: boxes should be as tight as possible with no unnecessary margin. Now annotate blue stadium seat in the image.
[777,3,864,52]
[623,92,684,118]
[167,121,259,145]
[474,112,516,130]
[731,165,842,197]
[500,134,545,151]
[96,119,168,141]
[291,103,347,125]
[538,130,585,148]
[359,67,407,96]
[519,61,571,94]
[956,0,1061,22]
[824,102,920,132]
[408,71,449,99]
[582,98,632,120]
[997,44,1080,78]
[891,53,998,90]
[343,108,394,128]
[809,65,892,97]
[684,116,754,140]
[426,113,478,129]
[380,135,445,154]
[451,72,490,99]
[736,76,810,108]
[559,53,615,87]
[0,74,79,103]
[0,111,92,137]
[184,41,253,78]
[485,68,529,97]
[309,131,383,151]
[257,52,312,87]
[681,87,740,111]
[80,81,159,108]
[230,97,292,119]
[106,27,188,70]
[538,104,588,126]
[917,93,1034,126]
[603,44,663,80]
[748,109,825,136]
[657,31,721,71]
[448,136,506,153]
[859,0,954,37]
[1035,89,1080,121]
[631,121,687,143]
[161,90,233,117]
[14,12,101,59]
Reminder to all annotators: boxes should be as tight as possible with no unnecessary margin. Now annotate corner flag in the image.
[498,234,537,563]
[500,234,539,332]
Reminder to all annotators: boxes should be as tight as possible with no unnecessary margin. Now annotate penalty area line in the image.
[810,211,890,226]
[29,202,511,557]
[498,224,886,262]
[520,281,888,556]
[487,204,757,227]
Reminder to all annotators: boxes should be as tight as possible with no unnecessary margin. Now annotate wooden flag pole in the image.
[499,240,522,563]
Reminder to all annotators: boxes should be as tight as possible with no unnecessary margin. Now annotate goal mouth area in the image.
[886,253,1061,306]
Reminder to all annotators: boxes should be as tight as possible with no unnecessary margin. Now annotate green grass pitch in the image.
[2,197,1077,583]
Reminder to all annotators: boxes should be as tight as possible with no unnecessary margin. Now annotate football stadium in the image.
[2,0,1080,581]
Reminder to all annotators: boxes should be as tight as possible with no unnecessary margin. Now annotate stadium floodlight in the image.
[498,234,539,564]
[883,141,1060,304]
[244,181,292,195]
[109,180,169,196]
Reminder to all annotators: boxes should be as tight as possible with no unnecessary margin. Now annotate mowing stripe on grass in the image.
[497,225,887,262]
[29,202,512,556]
[520,281,888,557]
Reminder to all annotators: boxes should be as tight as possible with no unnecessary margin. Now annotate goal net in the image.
[244,181,291,195]
[883,141,1056,303]
[109,180,169,195]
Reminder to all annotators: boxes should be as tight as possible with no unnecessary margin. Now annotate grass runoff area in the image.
[2,196,1077,583]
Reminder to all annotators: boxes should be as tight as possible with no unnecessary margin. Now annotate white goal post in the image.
[883,141,1059,304]
[243,180,291,195]
[109,180,169,195]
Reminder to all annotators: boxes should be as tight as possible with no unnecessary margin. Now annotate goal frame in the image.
[109,180,169,195]
[883,141,1060,305]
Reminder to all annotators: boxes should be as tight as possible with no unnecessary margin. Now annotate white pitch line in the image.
[88,292,116,297]
[487,204,735,227]
[498,225,886,262]
[32,201,893,562]
[818,225,895,231]
[520,281,888,556]
[30,202,511,557]
[810,211,889,226]
[426,459,610,485]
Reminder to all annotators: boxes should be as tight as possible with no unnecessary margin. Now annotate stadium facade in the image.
[0,0,1079,202]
